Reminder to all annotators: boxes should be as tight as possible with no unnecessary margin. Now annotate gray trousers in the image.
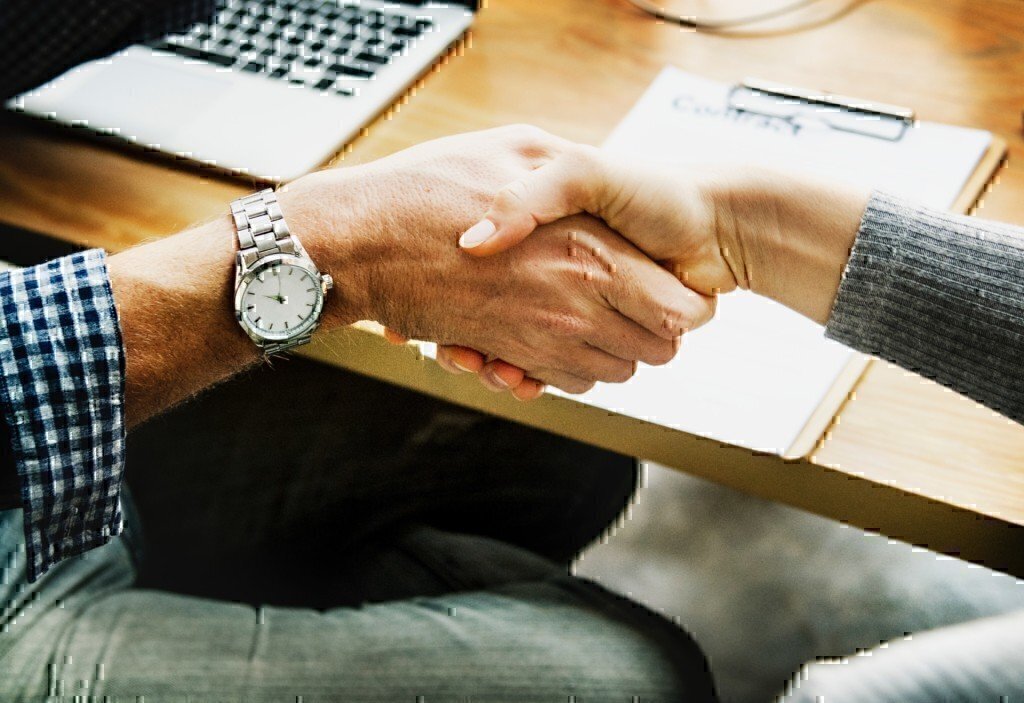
[780,611,1024,703]
[0,360,717,702]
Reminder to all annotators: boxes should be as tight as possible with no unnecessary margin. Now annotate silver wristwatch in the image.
[231,188,333,354]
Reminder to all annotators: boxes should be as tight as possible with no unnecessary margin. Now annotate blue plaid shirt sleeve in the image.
[0,250,126,582]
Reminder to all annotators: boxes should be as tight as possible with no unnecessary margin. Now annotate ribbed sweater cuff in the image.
[826,192,1024,425]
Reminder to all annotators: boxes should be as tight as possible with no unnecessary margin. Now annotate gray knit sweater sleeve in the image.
[825,192,1024,425]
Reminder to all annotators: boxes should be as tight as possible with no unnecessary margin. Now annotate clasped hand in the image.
[368,127,737,399]
[280,125,727,399]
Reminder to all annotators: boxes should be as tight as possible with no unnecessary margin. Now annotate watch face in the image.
[238,260,324,341]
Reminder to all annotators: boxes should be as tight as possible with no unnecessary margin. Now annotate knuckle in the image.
[494,179,530,209]
[609,269,642,305]
[672,308,698,335]
[606,361,636,383]
[645,340,677,366]
[558,378,587,394]
[537,310,587,339]
[546,373,594,395]
[575,380,597,394]
[503,124,562,160]
[654,305,690,337]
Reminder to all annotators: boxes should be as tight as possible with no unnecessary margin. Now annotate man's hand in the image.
[110,126,715,425]
[278,126,712,395]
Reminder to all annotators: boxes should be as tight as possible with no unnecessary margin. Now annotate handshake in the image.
[278,125,866,399]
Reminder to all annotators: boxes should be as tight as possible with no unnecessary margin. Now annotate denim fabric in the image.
[1,360,717,701]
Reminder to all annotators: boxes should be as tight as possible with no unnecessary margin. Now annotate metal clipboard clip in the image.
[727,79,916,142]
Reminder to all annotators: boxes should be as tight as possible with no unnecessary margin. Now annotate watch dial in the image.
[241,262,322,339]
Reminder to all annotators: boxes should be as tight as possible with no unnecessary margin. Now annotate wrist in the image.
[275,169,384,329]
[110,218,260,427]
[708,168,869,324]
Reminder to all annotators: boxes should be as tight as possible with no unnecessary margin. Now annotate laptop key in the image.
[150,42,235,67]
[149,0,427,90]
[392,25,422,38]
[355,51,388,65]
[335,63,373,78]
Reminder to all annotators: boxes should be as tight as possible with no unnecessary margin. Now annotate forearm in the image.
[708,169,870,324]
[717,172,1024,424]
[826,193,1024,425]
[107,216,260,428]
[2,125,645,581]
[107,178,375,428]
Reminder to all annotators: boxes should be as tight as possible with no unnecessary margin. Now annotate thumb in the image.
[459,149,605,257]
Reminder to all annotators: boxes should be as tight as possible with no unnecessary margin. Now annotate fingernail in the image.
[452,359,475,373]
[459,219,497,249]
[514,385,545,402]
[436,355,460,374]
[485,368,510,388]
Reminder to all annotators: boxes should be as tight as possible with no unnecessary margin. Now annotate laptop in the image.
[7,0,476,182]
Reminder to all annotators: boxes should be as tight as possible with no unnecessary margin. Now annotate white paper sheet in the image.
[430,67,993,455]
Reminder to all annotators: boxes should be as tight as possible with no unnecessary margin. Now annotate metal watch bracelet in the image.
[231,188,317,354]
[231,188,297,266]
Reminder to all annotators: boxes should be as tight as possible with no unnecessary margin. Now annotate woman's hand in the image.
[420,145,732,398]
[428,145,869,398]
[457,146,739,295]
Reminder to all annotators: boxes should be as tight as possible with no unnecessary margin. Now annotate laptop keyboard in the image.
[149,0,434,96]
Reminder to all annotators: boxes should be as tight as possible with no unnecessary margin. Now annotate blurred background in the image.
[577,464,1024,702]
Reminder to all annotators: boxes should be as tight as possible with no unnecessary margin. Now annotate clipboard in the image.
[727,78,1008,216]
[786,134,1006,458]
[726,78,1009,458]
[300,74,1008,463]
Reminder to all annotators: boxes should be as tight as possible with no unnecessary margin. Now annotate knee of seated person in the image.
[526,576,718,701]
[780,657,907,703]
[780,660,848,703]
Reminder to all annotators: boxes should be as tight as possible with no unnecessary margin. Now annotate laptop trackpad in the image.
[63,55,232,138]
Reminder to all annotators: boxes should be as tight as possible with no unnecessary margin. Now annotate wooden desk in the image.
[2,0,1024,572]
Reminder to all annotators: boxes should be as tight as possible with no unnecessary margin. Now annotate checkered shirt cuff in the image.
[0,250,126,582]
